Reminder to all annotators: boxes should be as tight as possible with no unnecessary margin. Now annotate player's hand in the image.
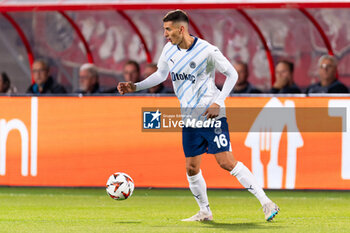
[117,82,136,95]
[203,103,220,119]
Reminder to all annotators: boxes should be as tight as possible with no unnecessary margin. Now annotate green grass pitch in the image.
[1,187,350,233]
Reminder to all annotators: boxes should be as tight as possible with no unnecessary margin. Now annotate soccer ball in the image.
[106,172,134,200]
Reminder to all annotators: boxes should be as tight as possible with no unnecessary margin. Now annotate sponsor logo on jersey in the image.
[190,61,196,69]
[214,127,222,135]
[171,72,196,84]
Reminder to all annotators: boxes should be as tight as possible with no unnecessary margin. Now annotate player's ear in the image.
[179,25,185,34]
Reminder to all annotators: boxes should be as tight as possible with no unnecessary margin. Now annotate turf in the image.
[0,187,349,233]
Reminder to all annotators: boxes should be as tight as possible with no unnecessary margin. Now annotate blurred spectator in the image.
[0,72,17,94]
[143,63,172,94]
[306,55,348,94]
[27,59,67,94]
[270,60,301,94]
[105,60,146,93]
[123,60,141,83]
[76,63,101,94]
[232,61,261,94]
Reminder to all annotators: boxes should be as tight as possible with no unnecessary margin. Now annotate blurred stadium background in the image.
[1,0,350,92]
[0,0,350,191]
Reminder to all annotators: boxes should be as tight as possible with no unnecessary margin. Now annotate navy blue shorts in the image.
[182,117,231,157]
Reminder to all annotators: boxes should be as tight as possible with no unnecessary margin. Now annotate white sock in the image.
[187,170,211,214]
[230,162,271,206]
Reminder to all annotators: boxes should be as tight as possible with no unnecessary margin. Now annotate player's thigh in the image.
[214,151,237,171]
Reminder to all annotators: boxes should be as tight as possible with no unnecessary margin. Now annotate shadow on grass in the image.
[200,221,285,231]
[113,221,142,224]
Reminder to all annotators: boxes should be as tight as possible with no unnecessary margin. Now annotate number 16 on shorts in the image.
[214,134,228,148]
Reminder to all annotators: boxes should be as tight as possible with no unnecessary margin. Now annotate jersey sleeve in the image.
[209,46,233,73]
[157,44,170,74]
[209,46,238,107]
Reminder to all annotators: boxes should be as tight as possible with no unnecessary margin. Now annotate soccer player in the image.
[118,9,279,222]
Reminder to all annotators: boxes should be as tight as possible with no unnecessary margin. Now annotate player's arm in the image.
[117,67,169,95]
[135,67,169,91]
[118,46,170,95]
[214,64,238,106]
[203,48,238,118]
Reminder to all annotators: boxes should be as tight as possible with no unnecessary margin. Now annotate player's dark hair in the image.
[124,60,140,74]
[0,72,10,93]
[163,9,189,24]
[277,60,294,73]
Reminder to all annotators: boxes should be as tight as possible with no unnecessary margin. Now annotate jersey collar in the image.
[177,36,198,52]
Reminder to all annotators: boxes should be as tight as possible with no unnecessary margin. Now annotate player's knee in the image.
[217,160,234,171]
[186,164,200,176]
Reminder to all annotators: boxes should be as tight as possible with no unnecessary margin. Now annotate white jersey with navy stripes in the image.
[158,37,233,119]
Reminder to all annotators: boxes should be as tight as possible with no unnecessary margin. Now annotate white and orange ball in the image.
[106,172,134,200]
